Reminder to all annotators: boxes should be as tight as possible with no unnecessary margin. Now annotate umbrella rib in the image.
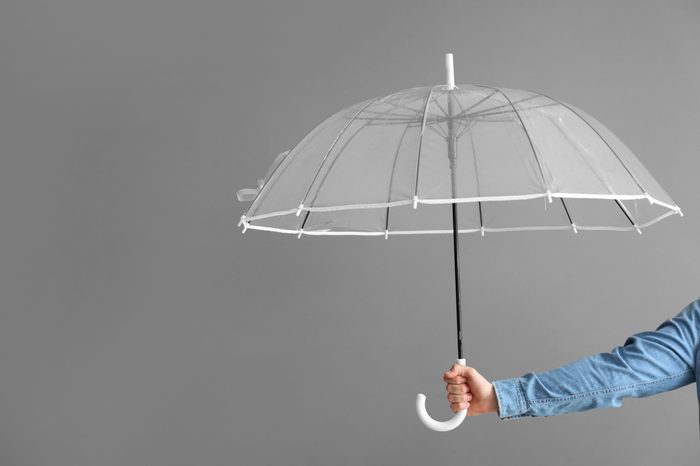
[542,111,617,232]
[456,113,483,139]
[538,98,648,233]
[413,85,440,206]
[433,90,498,130]
[545,110,623,230]
[615,199,641,232]
[469,130,484,233]
[242,151,290,224]
[430,94,451,139]
[559,198,577,232]
[298,119,376,231]
[295,96,385,224]
[434,91,516,123]
[431,94,450,120]
[465,102,559,119]
[245,109,341,220]
[428,123,448,139]
[464,90,498,113]
[358,118,419,124]
[451,93,474,140]
[302,98,420,203]
[384,123,412,237]
[275,92,428,217]
[476,85,552,196]
[453,92,466,113]
[541,94,649,197]
[299,90,421,231]
[545,112,615,193]
[462,94,540,119]
[360,92,429,119]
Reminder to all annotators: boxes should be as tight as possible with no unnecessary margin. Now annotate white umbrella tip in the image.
[445,54,455,89]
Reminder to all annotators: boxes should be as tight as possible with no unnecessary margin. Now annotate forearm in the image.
[493,355,694,419]
[492,299,700,419]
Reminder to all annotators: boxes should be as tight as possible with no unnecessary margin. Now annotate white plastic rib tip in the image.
[384,230,389,240]
[634,225,642,235]
[572,224,578,234]
[678,209,684,217]
[480,227,485,237]
[297,230,303,238]
[295,204,304,217]
[546,190,553,203]
[413,196,418,209]
[237,216,245,227]
[242,223,248,234]
[646,194,654,205]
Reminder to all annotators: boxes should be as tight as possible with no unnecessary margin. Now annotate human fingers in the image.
[444,363,479,380]
[443,363,464,380]
[447,393,473,404]
[446,383,470,394]
[451,402,469,413]
[443,373,467,384]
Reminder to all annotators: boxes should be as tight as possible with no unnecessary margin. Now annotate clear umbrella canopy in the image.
[238,84,681,237]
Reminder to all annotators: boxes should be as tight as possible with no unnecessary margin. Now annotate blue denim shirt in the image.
[492,298,700,428]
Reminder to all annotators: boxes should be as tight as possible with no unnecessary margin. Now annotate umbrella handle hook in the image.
[416,358,468,432]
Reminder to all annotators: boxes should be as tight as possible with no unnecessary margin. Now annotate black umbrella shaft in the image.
[447,90,463,360]
[452,202,463,359]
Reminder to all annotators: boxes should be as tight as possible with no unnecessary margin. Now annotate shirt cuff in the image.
[492,377,529,419]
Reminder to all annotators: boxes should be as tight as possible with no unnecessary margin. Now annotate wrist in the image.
[491,378,529,419]
[487,383,499,413]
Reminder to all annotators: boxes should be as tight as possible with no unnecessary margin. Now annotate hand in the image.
[443,364,499,415]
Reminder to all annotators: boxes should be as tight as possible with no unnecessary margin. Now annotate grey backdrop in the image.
[0,1,698,465]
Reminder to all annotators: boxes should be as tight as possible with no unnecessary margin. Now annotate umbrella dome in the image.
[238,84,681,237]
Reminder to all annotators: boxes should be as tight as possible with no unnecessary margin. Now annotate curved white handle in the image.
[416,358,467,432]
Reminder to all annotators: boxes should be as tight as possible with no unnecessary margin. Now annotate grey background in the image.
[0,1,698,465]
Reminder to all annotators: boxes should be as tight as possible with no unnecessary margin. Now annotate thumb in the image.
[446,363,471,378]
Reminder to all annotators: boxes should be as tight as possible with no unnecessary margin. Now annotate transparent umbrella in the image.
[237,54,682,431]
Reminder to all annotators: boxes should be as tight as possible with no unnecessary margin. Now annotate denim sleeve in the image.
[492,298,700,420]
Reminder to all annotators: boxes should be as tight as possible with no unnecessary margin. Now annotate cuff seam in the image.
[493,378,529,419]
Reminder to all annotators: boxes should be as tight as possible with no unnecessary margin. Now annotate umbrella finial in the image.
[445,53,455,90]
